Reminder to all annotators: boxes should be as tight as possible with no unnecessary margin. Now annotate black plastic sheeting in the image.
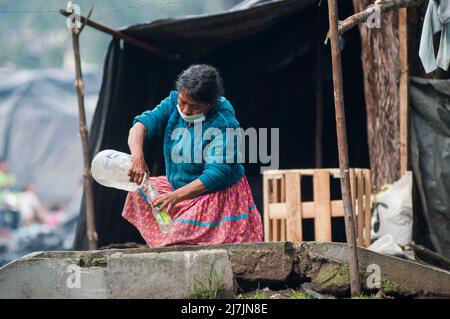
[410,77,450,258]
[75,0,369,249]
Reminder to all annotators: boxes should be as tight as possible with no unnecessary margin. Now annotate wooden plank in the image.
[272,220,279,241]
[280,220,286,241]
[263,168,341,176]
[270,200,345,219]
[281,175,286,241]
[349,169,355,210]
[330,200,344,217]
[274,176,280,202]
[349,168,358,237]
[272,178,280,241]
[304,201,345,218]
[285,172,302,242]
[364,170,373,247]
[314,170,332,242]
[269,203,287,219]
[357,170,364,246]
[399,8,409,176]
[263,173,270,242]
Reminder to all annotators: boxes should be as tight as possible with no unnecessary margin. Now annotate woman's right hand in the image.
[127,122,149,185]
[128,153,150,185]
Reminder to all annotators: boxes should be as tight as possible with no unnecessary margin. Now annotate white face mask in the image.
[177,104,206,123]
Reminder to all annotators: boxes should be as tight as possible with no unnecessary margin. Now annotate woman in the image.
[123,64,263,247]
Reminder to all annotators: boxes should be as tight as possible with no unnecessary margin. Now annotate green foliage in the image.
[350,293,380,299]
[235,288,315,299]
[190,263,225,299]
[235,289,269,299]
[289,290,314,299]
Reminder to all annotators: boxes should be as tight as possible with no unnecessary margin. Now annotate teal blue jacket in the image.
[133,90,244,192]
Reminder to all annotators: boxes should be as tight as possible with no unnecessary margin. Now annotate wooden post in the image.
[272,178,280,241]
[364,170,372,247]
[285,172,302,242]
[357,170,364,246]
[315,7,324,168]
[263,174,270,242]
[314,170,332,241]
[68,3,98,250]
[280,175,286,241]
[349,168,357,237]
[327,0,361,296]
[399,8,409,176]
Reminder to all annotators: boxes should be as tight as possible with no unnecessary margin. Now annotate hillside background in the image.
[0,0,241,70]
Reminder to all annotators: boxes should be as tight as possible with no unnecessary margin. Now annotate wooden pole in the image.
[399,8,409,175]
[69,6,98,250]
[60,9,182,62]
[315,7,323,168]
[326,0,361,296]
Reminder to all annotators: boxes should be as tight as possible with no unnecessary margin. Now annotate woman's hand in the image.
[152,179,208,213]
[127,122,149,185]
[152,191,183,214]
[128,153,150,185]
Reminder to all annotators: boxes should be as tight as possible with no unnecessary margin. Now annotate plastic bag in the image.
[370,171,413,246]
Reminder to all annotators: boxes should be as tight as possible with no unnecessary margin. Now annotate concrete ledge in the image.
[0,252,107,298]
[107,249,234,299]
[1,242,449,298]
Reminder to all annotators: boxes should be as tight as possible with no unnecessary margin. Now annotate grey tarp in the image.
[410,77,450,258]
[0,68,100,266]
[0,68,100,204]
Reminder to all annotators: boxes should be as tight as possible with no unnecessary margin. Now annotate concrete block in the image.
[0,252,107,299]
[106,249,235,299]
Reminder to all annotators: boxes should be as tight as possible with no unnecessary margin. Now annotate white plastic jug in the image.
[91,149,173,233]
[91,149,142,192]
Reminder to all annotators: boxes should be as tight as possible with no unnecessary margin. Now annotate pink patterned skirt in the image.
[122,175,263,248]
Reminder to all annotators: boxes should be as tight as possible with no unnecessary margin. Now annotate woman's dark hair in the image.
[176,64,224,105]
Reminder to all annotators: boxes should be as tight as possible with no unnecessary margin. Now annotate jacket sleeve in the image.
[198,127,241,191]
[133,91,177,139]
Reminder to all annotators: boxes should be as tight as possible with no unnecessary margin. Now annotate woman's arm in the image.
[128,92,176,185]
[128,122,150,185]
[152,178,208,213]
[176,179,208,201]
[134,91,176,139]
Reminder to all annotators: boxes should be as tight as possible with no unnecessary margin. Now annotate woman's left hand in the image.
[152,191,183,214]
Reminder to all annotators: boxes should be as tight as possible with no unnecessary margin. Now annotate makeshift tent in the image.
[75,0,369,249]
[0,68,100,205]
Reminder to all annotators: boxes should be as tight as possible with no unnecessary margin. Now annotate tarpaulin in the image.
[410,77,450,258]
[0,68,100,204]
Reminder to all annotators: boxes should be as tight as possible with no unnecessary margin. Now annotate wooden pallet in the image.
[262,168,372,247]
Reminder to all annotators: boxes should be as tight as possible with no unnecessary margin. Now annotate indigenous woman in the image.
[123,64,263,247]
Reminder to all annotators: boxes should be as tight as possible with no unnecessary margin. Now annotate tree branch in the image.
[338,0,427,35]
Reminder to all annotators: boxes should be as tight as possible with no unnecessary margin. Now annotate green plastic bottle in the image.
[145,182,173,233]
